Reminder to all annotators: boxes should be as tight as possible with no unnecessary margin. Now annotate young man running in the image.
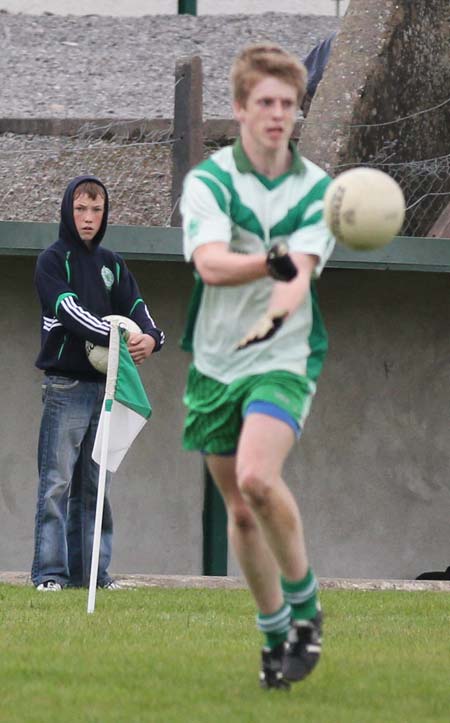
[180,44,335,689]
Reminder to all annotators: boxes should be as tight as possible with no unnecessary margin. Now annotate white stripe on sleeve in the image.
[61,296,110,336]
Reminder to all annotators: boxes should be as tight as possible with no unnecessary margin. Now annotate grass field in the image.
[1,585,449,723]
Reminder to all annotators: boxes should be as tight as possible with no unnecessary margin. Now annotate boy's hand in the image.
[127,333,156,364]
[266,243,298,282]
[236,310,288,350]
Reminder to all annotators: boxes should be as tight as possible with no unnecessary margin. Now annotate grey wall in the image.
[291,269,450,579]
[1,257,449,579]
[301,0,450,236]
[0,257,204,576]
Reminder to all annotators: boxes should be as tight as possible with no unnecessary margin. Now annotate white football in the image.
[85,314,141,374]
[323,167,406,251]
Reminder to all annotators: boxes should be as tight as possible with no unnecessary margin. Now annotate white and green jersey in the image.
[180,140,335,386]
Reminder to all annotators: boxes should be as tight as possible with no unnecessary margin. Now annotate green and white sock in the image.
[281,568,319,621]
[256,603,291,649]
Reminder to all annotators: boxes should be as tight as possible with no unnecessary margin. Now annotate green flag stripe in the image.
[114,335,152,419]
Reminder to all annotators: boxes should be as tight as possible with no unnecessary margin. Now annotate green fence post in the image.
[202,468,228,576]
[178,0,197,15]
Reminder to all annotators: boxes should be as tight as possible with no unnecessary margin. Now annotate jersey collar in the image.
[232,137,305,178]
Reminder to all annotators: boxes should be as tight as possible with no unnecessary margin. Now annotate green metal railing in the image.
[178,0,197,15]
[203,470,228,576]
[177,2,344,19]
[1,221,449,273]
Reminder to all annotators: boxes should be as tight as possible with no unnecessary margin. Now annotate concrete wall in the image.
[293,268,450,579]
[301,0,450,235]
[0,257,204,576]
[1,256,449,580]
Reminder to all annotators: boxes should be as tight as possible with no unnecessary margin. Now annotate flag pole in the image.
[87,322,120,614]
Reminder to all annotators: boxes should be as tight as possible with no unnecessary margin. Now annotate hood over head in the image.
[59,175,109,246]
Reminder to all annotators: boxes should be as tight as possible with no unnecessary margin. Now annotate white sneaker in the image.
[100,580,124,590]
[36,580,62,591]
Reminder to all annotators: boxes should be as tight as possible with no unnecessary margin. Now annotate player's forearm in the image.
[194,245,267,286]
[267,253,315,316]
[267,276,308,317]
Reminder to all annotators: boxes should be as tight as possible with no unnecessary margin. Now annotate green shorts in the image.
[182,365,316,455]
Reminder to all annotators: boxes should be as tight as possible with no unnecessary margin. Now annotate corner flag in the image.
[88,321,151,613]
[92,324,152,473]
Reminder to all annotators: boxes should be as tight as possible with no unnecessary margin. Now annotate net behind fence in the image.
[0,124,174,227]
[324,94,450,238]
[0,109,449,235]
[367,153,450,239]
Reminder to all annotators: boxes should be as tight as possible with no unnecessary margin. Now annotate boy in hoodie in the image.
[31,175,165,591]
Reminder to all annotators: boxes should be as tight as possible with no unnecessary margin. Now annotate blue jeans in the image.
[31,376,113,588]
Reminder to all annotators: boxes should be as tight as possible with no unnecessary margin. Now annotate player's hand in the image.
[127,333,156,364]
[236,310,288,350]
[266,243,298,282]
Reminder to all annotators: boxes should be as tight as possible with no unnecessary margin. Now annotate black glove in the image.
[236,310,288,350]
[266,243,298,282]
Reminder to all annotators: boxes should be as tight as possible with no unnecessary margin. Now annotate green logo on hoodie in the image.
[101,266,114,291]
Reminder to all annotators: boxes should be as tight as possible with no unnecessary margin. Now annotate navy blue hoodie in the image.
[35,175,165,380]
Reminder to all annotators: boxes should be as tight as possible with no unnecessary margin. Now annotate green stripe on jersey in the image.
[195,159,265,240]
[301,210,323,228]
[182,143,335,386]
[180,274,204,353]
[195,174,228,214]
[270,176,331,238]
[306,281,328,382]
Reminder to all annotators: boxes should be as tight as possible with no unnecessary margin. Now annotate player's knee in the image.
[230,503,257,533]
[238,469,271,512]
